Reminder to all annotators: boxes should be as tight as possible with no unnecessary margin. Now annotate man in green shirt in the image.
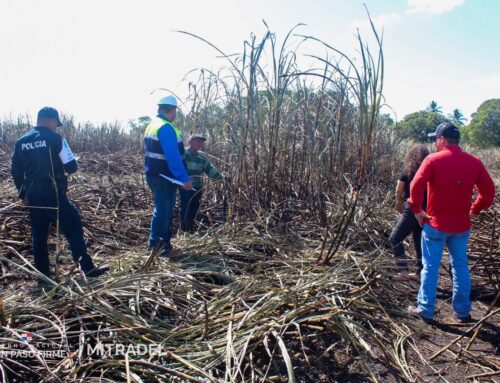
[180,134,224,232]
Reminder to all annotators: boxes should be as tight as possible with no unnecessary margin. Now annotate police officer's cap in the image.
[37,107,63,127]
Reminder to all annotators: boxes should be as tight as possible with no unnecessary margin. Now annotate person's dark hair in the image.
[444,136,460,145]
[404,144,430,179]
[158,105,176,114]
[36,116,51,126]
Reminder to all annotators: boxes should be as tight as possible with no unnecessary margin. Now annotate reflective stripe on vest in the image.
[144,151,165,160]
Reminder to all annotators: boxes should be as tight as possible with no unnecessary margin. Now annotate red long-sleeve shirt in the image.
[408,145,495,232]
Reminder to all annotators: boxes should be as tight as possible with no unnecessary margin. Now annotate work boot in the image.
[149,239,171,250]
[84,264,110,278]
[159,248,181,258]
[150,240,176,257]
[408,305,434,324]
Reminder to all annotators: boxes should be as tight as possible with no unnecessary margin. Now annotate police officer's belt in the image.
[27,179,65,187]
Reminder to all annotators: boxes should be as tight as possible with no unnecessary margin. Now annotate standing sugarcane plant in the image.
[179,13,384,264]
[295,11,384,265]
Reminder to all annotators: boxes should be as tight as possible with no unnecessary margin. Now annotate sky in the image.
[0,0,498,126]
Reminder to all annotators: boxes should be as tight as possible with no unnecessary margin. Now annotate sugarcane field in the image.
[1,2,499,383]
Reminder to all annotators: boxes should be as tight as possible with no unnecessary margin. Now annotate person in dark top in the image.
[389,144,429,281]
[11,107,109,284]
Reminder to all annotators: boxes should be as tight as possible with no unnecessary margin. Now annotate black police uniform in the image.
[11,126,95,276]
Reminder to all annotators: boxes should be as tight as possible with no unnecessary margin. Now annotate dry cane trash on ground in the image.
[0,148,498,382]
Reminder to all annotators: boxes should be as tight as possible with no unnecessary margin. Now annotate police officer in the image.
[144,96,192,255]
[11,107,109,281]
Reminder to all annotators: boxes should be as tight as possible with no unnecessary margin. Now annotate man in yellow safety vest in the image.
[144,96,192,255]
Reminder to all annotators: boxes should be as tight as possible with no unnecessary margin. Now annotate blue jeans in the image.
[146,176,177,248]
[418,223,471,319]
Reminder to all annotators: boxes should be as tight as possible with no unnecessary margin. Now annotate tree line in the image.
[393,99,500,147]
[130,97,499,149]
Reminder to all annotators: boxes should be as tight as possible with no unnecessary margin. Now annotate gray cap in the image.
[189,134,207,142]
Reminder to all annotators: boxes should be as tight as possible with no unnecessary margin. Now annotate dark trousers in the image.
[26,186,93,276]
[389,205,423,272]
[179,189,203,232]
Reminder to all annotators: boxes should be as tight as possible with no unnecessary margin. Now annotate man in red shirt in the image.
[407,123,495,323]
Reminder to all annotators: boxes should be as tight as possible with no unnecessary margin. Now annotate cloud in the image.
[407,0,465,15]
[350,12,402,33]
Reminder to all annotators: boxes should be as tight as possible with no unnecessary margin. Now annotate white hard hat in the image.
[158,95,177,107]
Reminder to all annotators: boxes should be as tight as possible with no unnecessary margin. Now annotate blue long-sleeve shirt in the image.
[157,121,189,183]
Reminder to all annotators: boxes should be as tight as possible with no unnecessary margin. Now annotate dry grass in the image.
[0,149,498,382]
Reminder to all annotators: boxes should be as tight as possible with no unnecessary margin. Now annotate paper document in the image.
[159,173,197,191]
[159,174,184,186]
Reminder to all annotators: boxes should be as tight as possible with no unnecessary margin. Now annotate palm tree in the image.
[426,100,442,113]
[448,108,467,126]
